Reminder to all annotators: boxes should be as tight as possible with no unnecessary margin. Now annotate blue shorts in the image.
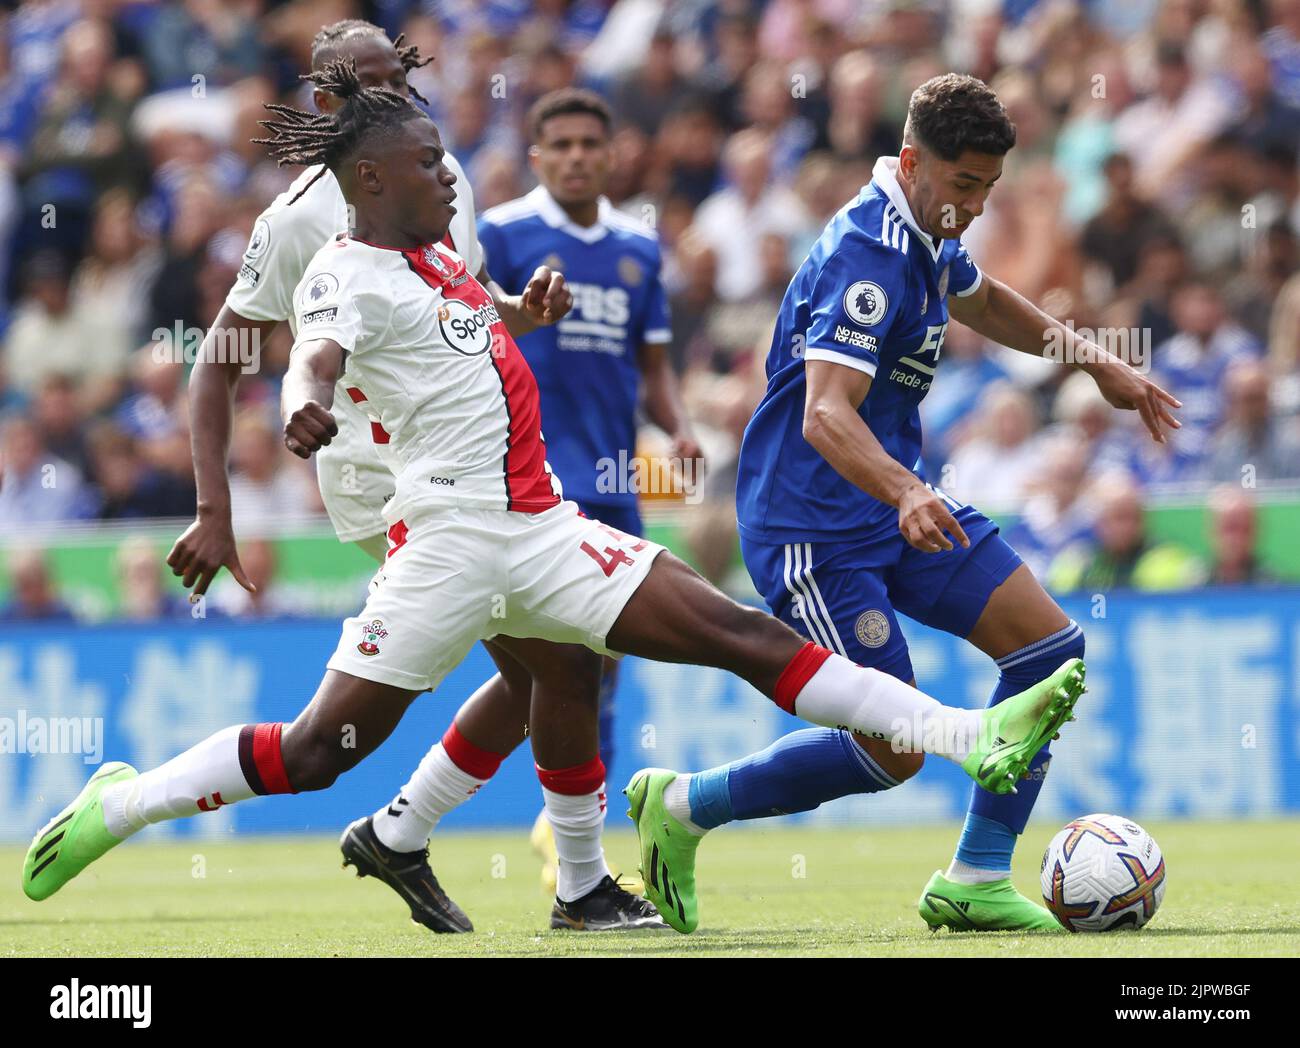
[576,499,643,539]
[741,503,1022,683]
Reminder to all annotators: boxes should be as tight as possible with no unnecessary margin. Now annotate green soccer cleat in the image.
[624,768,701,934]
[961,658,1085,795]
[22,762,137,901]
[918,869,1062,932]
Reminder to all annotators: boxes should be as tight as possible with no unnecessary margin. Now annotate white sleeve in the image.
[291,257,368,355]
[226,171,337,322]
[227,216,313,323]
[443,151,484,277]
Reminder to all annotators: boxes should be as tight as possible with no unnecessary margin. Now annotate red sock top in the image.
[535,755,606,796]
[773,641,833,714]
[442,722,507,781]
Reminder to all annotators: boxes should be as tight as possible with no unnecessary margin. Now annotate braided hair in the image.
[253,59,425,171]
[310,19,434,104]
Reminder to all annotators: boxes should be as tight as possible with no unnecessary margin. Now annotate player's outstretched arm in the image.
[166,305,277,596]
[948,275,1182,444]
[281,337,342,458]
[480,264,573,337]
[804,360,968,553]
[639,341,703,464]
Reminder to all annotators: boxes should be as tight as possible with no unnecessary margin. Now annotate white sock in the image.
[946,858,1010,884]
[101,724,264,839]
[791,654,983,764]
[542,785,611,902]
[663,774,707,836]
[372,742,487,853]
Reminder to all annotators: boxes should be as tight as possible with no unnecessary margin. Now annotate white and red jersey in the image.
[225,158,484,542]
[291,237,562,523]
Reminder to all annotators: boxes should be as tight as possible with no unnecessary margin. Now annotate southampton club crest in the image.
[357,619,389,657]
[423,246,454,279]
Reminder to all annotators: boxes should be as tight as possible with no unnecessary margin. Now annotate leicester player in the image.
[22,70,1084,923]
[626,74,1181,933]
[475,88,700,884]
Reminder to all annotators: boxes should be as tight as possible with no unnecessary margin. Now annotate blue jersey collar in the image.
[527,185,615,244]
[870,156,943,263]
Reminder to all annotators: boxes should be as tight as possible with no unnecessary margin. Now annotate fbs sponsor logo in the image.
[50,980,151,1028]
[238,262,260,286]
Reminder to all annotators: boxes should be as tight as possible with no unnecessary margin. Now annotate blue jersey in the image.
[737,157,983,546]
[477,186,671,510]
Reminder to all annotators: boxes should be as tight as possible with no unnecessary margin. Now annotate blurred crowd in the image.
[2,0,1300,618]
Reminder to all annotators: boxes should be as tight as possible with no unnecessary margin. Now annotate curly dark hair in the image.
[253,58,426,171]
[310,20,434,105]
[905,74,1016,162]
[527,87,613,143]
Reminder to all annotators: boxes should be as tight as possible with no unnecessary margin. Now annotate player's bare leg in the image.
[24,670,420,901]
[614,553,1083,932]
[919,563,1086,933]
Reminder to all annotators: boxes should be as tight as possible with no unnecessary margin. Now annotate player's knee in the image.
[857,734,924,782]
[282,725,349,792]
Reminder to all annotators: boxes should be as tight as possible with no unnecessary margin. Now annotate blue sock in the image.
[954,620,1085,872]
[687,727,899,830]
[597,666,618,780]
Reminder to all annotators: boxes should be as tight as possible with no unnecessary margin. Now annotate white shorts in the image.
[316,388,394,544]
[326,500,664,692]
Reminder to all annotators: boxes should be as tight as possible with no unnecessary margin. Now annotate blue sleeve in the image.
[948,241,982,298]
[476,217,515,291]
[804,239,908,377]
[638,246,672,345]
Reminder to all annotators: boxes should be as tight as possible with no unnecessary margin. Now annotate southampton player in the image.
[22,70,1086,918]
[162,22,661,933]
[626,75,1181,933]
[474,88,700,880]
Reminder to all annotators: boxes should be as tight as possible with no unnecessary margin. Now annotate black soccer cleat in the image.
[340,816,472,934]
[550,875,670,931]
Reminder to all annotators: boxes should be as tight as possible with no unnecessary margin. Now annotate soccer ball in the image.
[1040,813,1166,932]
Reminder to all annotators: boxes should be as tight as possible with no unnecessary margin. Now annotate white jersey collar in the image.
[527,184,613,244]
[871,156,942,262]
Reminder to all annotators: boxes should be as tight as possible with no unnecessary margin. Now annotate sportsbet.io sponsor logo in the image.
[437,299,502,356]
[844,281,888,326]
[855,610,890,649]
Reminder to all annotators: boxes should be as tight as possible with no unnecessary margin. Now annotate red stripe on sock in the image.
[442,722,505,781]
[773,641,833,714]
[251,722,296,795]
[536,756,606,796]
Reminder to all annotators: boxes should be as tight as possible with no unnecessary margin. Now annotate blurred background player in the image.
[627,74,1179,934]
[476,87,701,889]
[164,21,660,934]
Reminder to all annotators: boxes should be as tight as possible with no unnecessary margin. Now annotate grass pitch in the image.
[2,820,1296,957]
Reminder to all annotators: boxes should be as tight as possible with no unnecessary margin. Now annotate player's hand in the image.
[166,514,256,598]
[898,483,970,554]
[283,401,337,458]
[1089,358,1182,444]
[520,266,572,325]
